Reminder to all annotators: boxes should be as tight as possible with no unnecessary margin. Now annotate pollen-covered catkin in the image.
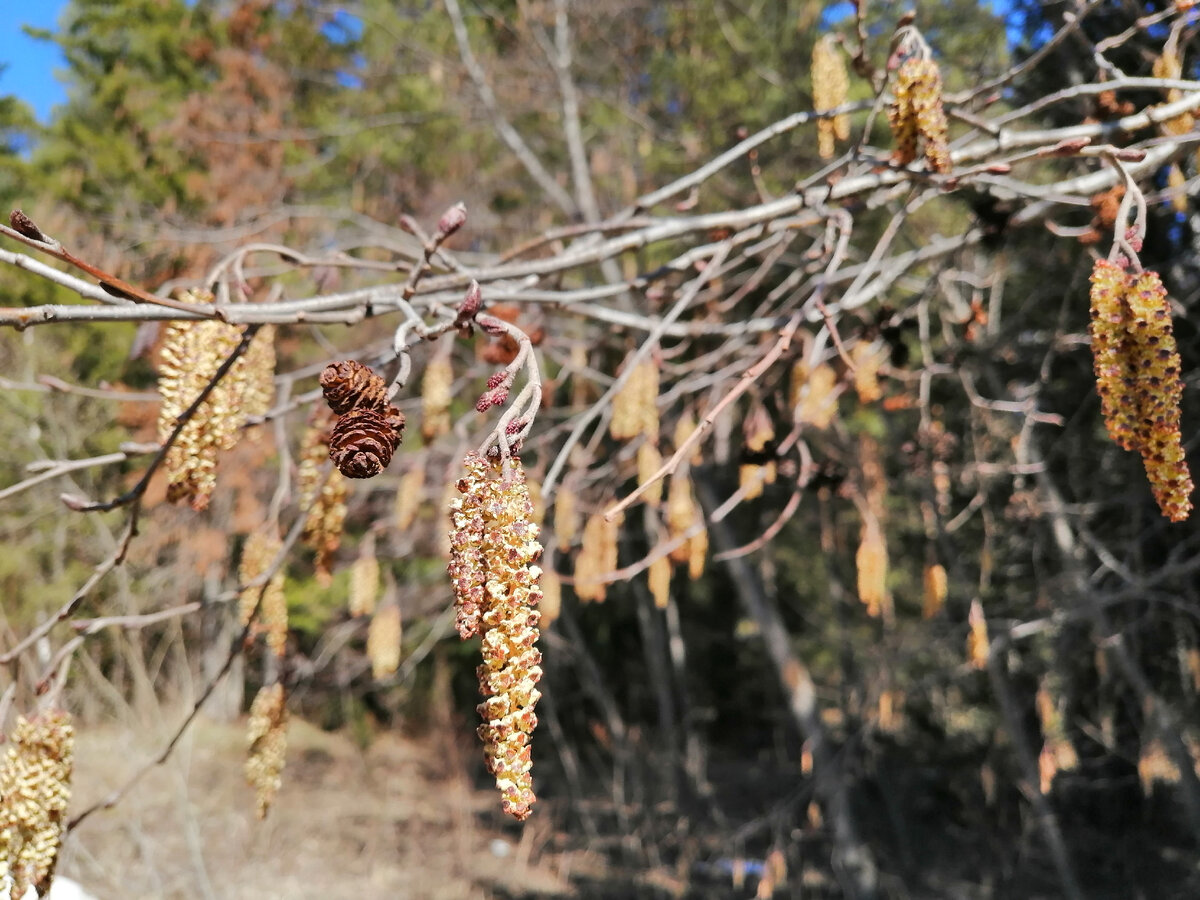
[298,422,348,582]
[245,684,287,819]
[349,535,380,618]
[367,603,402,680]
[157,299,275,510]
[812,35,850,159]
[611,360,660,441]
[447,453,544,820]
[1088,260,1193,521]
[888,57,950,173]
[421,355,454,442]
[238,531,287,657]
[0,710,74,899]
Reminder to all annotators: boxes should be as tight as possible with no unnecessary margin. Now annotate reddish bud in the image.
[436,202,467,238]
[456,280,483,328]
[10,210,46,242]
[487,372,508,390]
[476,386,510,412]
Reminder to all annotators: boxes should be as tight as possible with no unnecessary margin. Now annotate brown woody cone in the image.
[329,407,405,478]
[320,360,389,415]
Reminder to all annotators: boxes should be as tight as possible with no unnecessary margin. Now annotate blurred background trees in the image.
[1,1,1199,897]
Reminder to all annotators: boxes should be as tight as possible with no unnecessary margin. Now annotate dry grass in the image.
[58,716,569,899]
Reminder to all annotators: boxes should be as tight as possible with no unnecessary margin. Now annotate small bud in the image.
[10,209,47,242]
[436,202,468,238]
[455,280,483,329]
[476,385,510,412]
[1044,138,1091,157]
[398,214,419,234]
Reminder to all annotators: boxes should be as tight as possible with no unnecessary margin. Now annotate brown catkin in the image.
[367,603,402,680]
[0,710,74,899]
[448,453,544,820]
[157,296,275,509]
[812,34,850,159]
[245,684,287,819]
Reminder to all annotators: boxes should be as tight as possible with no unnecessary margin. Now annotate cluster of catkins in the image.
[0,710,74,898]
[156,291,276,509]
[447,453,544,821]
[319,360,406,478]
[1089,259,1193,521]
[887,56,951,173]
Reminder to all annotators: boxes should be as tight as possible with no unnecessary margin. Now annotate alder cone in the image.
[329,407,405,478]
[320,360,388,415]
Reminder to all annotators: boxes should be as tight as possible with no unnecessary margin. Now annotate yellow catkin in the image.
[156,292,275,509]
[1089,260,1193,521]
[298,424,348,583]
[673,412,704,465]
[1164,164,1187,214]
[648,555,672,608]
[888,57,950,173]
[448,453,544,820]
[1138,738,1180,796]
[393,467,425,532]
[922,562,947,619]
[1125,271,1193,521]
[1153,50,1195,137]
[574,513,622,603]
[349,536,380,618]
[637,442,664,506]
[539,568,562,625]
[855,517,889,619]
[687,527,708,581]
[367,603,402,679]
[966,599,989,669]
[0,711,74,899]
[666,475,699,565]
[245,684,287,819]
[812,34,850,159]
[554,484,579,552]
[852,341,886,404]
[611,360,660,441]
[740,403,777,499]
[1089,259,1141,451]
[421,355,453,442]
[238,531,287,657]
[792,361,839,429]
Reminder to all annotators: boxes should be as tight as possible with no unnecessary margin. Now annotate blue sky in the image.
[0,2,69,122]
